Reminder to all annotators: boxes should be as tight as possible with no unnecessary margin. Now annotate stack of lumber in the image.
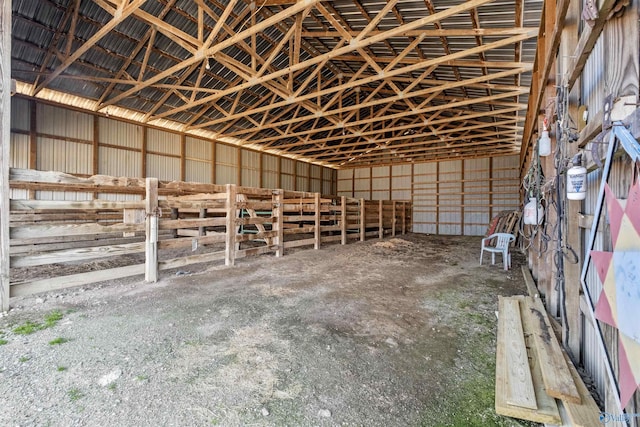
[496,295,601,426]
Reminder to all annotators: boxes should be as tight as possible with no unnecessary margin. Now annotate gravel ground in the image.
[0,234,531,427]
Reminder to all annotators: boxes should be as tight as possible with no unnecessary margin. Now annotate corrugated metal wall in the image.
[241,149,260,187]
[281,158,295,190]
[8,98,337,200]
[185,136,211,183]
[438,160,462,235]
[215,143,238,185]
[9,98,30,199]
[337,155,520,236]
[464,158,490,236]
[296,161,309,192]
[371,166,390,200]
[413,162,438,234]
[262,154,279,189]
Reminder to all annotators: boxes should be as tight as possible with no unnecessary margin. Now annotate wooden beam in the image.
[0,0,10,312]
[145,177,158,283]
[102,0,322,108]
[34,0,148,95]
[565,0,619,90]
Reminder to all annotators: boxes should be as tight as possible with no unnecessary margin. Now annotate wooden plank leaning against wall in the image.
[0,0,11,312]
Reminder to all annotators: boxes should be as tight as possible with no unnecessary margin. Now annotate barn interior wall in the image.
[8,97,338,199]
[337,155,520,236]
[519,0,640,418]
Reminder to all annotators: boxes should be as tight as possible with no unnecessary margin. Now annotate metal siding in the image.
[147,154,180,181]
[371,166,388,178]
[392,164,411,201]
[581,36,605,117]
[322,178,333,196]
[99,146,142,177]
[413,162,438,234]
[9,133,29,200]
[296,176,309,192]
[11,97,30,131]
[241,149,260,187]
[185,136,211,160]
[280,174,295,191]
[37,137,92,175]
[464,158,490,236]
[262,154,278,172]
[37,103,93,141]
[371,190,388,200]
[281,158,295,174]
[99,117,142,149]
[147,128,180,155]
[310,164,322,179]
[262,154,278,188]
[337,169,353,194]
[216,165,238,185]
[262,171,278,189]
[242,169,260,187]
[310,178,322,193]
[439,160,462,235]
[185,160,211,184]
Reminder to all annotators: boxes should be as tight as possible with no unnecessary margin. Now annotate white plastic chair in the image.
[480,233,515,271]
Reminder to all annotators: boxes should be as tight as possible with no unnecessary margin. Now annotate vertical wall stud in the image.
[225,184,237,266]
[145,177,159,283]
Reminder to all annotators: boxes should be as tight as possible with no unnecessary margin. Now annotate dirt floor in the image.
[0,234,533,426]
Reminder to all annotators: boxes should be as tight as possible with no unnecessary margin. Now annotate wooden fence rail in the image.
[7,168,411,299]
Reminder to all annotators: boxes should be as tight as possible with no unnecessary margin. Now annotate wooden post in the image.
[225,184,236,266]
[314,192,320,250]
[273,189,284,257]
[561,0,582,359]
[28,100,36,199]
[145,177,159,283]
[180,134,186,181]
[392,201,396,237]
[359,198,365,241]
[378,199,383,239]
[170,208,178,238]
[402,202,407,234]
[141,125,147,178]
[198,208,206,236]
[0,0,11,311]
[340,196,347,245]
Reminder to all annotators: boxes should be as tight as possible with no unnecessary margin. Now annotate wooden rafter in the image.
[11,0,541,167]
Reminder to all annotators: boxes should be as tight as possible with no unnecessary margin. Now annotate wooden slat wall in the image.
[7,168,410,302]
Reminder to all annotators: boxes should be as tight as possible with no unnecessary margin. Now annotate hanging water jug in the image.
[523,197,544,225]
[567,165,587,200]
